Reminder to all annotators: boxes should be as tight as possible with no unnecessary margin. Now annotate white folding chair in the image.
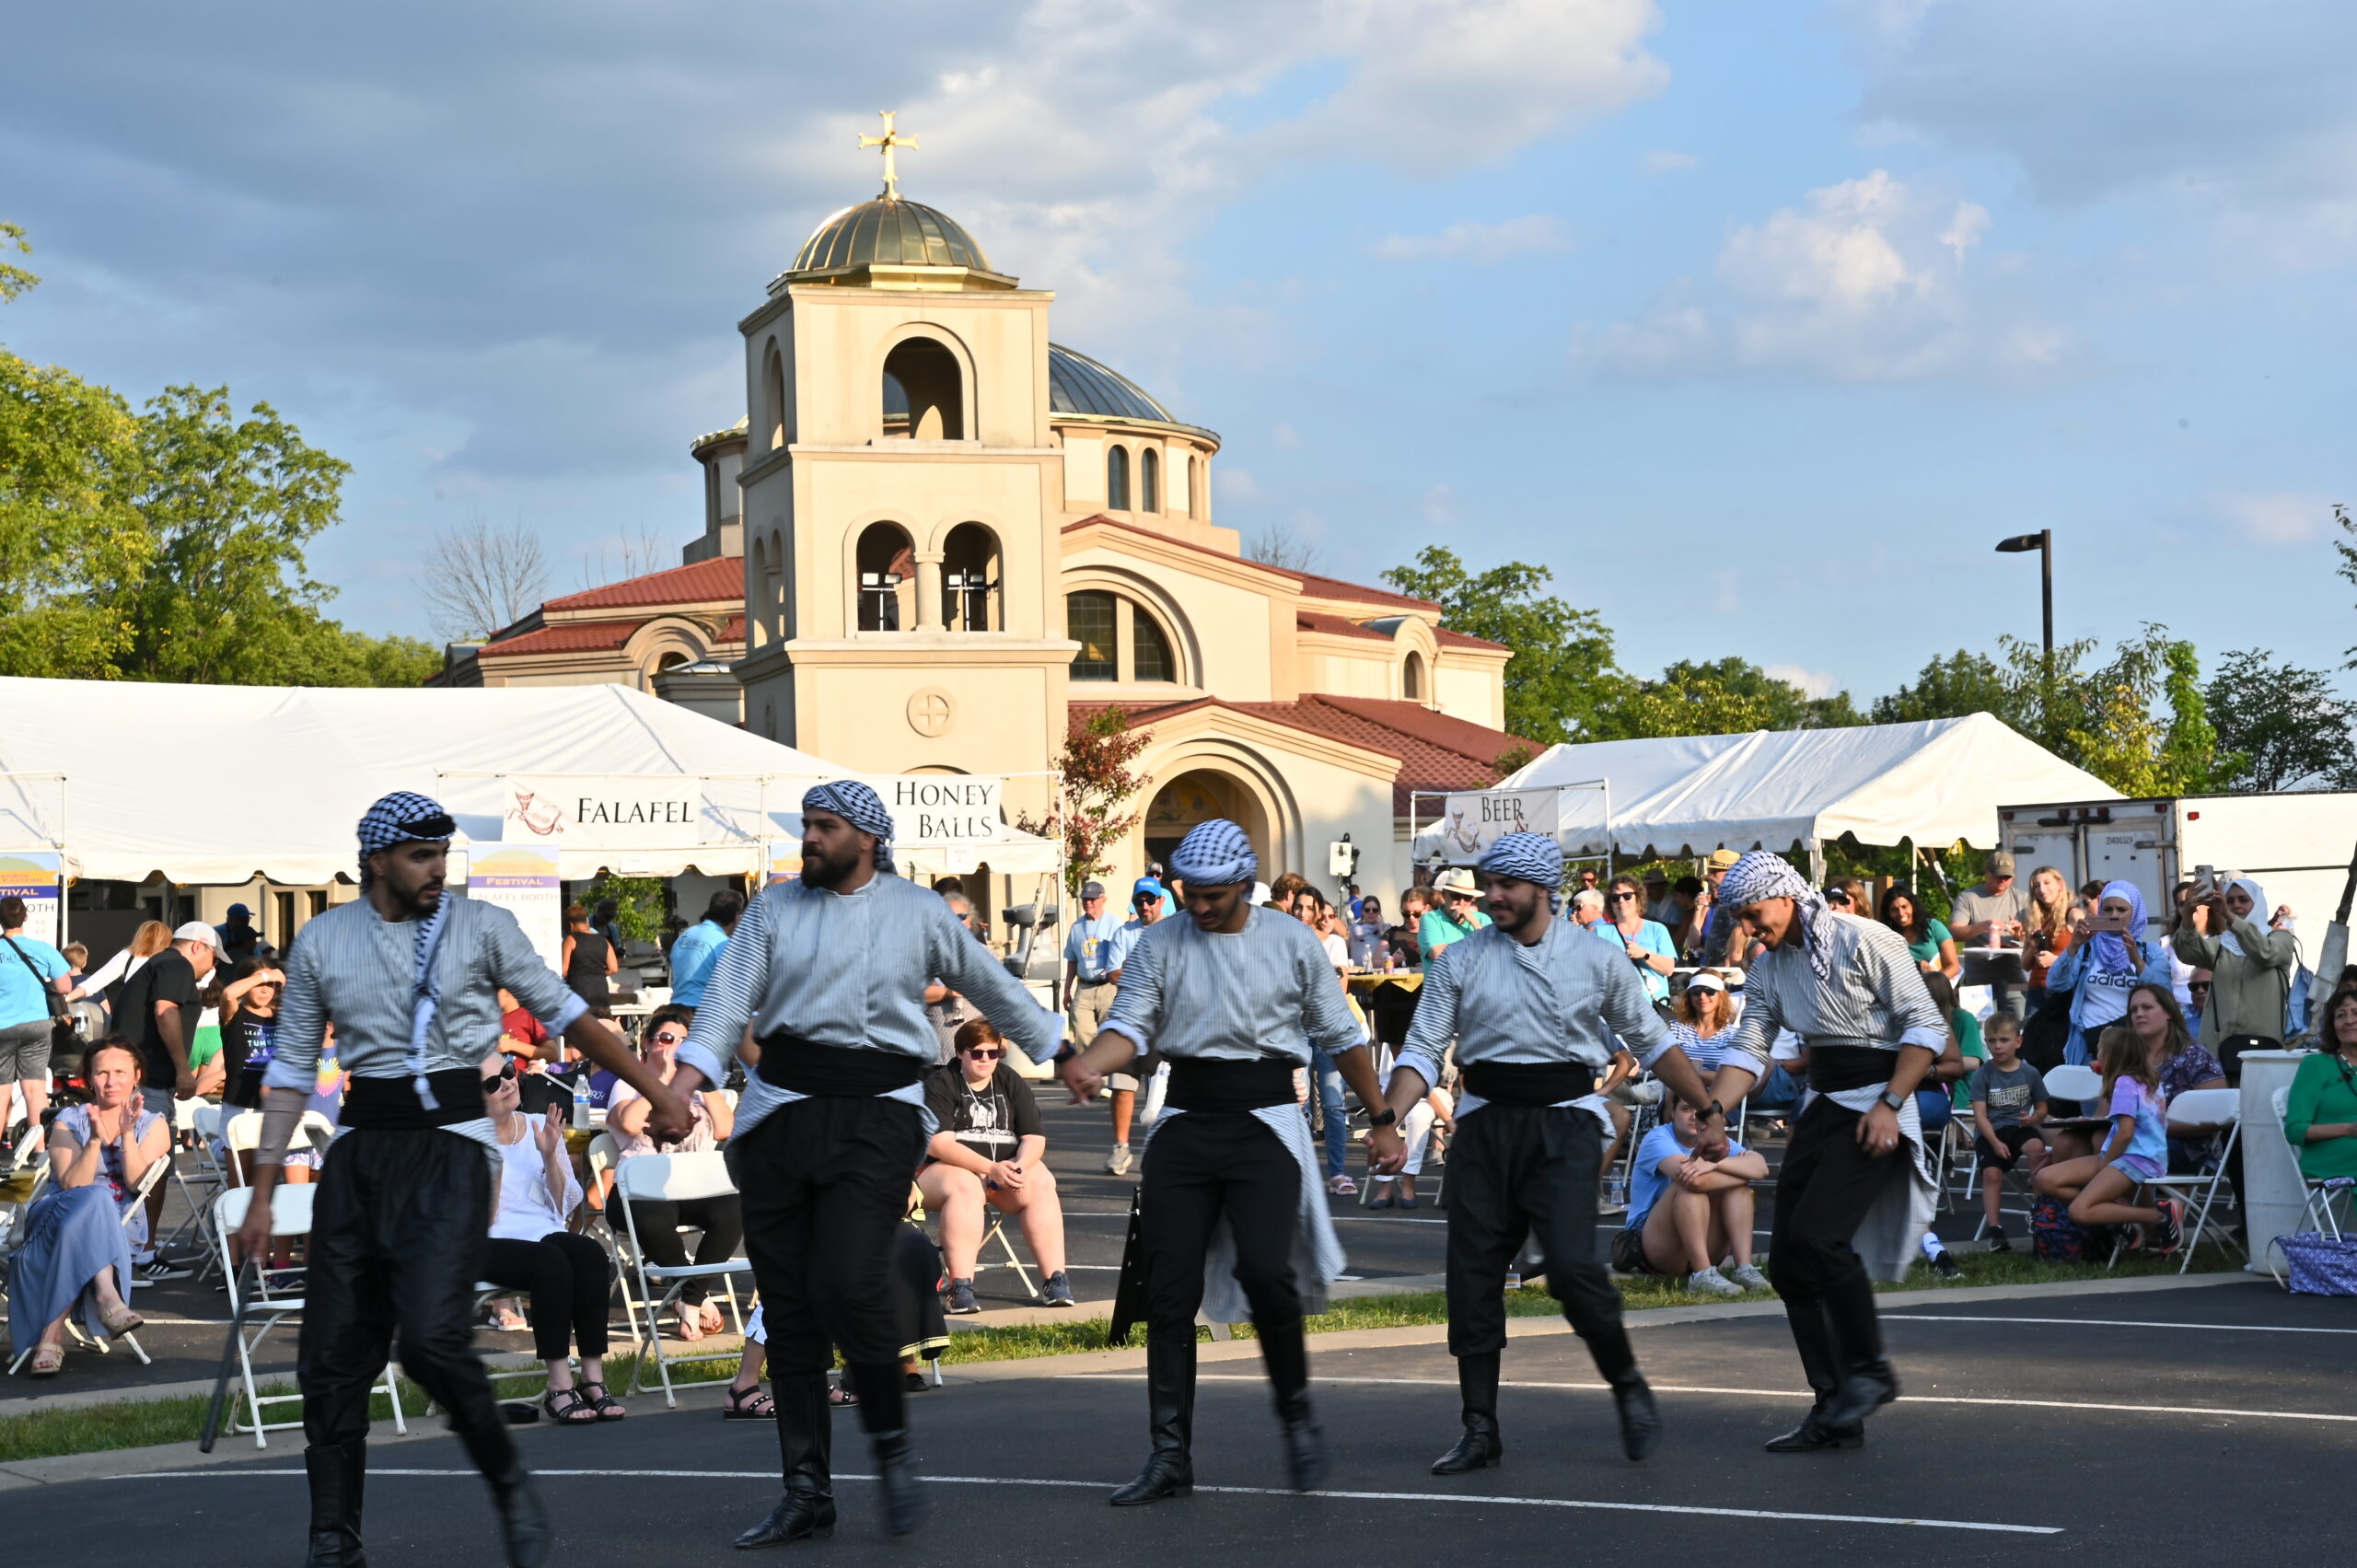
[155,1100,227,1262]
[2042,1063,2103,1109]
[2142,1087,2244,1272]
[2271,1086,2356,1241]
[210,1185,408,1446]
[613,1151,754,1406]
[224,1109,340,1186]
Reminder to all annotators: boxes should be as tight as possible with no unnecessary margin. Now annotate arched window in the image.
[855,522,914,632]
[1065,591,1179,684]
[1402,650,1427,702]
[1140,448,1160,514]
[941,522,1001,632]
[749,536,770,648]
[881,338,964,440]
[1183,453,1199,518]
[761,342,786,451]
[1069,591,1117,679]
[1106,447,1131,511]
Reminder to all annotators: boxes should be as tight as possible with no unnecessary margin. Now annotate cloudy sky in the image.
[5,0,2352,701]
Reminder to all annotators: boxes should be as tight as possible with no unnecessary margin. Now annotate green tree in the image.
[1381,546,1623,743]
[1588,656,1864,739]
[2206,648,2354,792]
[1996,625,2224,795]
[1016,705,1155,896]
[1869,649,2029,728]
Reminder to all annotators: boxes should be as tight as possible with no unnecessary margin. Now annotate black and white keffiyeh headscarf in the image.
[802,780,897,872]
[1168,819,1257,888]
[1479,831,1565,909]
[356,790,455,890]
[1718,850,1838,983]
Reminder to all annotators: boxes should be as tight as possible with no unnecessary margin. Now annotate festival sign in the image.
[497,775,703,849]
[0,851,63,947]
[1433,788,1563,864]
[468,842,564,970]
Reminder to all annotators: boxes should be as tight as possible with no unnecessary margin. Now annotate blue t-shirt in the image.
[668,920,729,1008]
[1596,919,1677,1003]
[2107,1076,2169,1172]
[1625,1122,1751,1234]
[0,935,66,1029]
[1063,913,1122,982]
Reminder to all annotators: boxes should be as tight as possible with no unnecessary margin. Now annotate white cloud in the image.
[1642,149,1699,174]
[1374,215,1572,262]
[2222,491,2337,547]
[1578,169,2062,381]
[1765,663,1842,699]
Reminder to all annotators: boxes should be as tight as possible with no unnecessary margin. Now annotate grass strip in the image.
[0,1242,2238,1464]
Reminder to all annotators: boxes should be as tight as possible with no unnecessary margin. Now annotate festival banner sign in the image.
[497,775,703,849]
[1433,789,1563,864]
[0,851,63,947]
[469,842,564,970]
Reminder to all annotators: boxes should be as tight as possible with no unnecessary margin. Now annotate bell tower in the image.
[732,117,1076,810]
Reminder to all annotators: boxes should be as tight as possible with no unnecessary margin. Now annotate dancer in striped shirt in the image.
[1061,819,1405,1506]
[1696,852,1948,1453]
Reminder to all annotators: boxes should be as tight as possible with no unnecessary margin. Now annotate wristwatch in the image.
[1698,1099,1726,1123]
[1366,1107,1399,1129]
[1878,1089,1908,1112]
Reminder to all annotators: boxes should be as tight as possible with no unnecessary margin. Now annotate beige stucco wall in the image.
[1434,654,1509,731]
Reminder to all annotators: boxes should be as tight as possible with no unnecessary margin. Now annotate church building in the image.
[435,125,1528,905]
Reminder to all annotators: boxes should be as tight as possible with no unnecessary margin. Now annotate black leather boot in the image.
[734,1372,835,1548]
[1431,1350,1504,1474]
[1609,1373,1662,1462]
[303,1439,368,1568]
[1110,1330,1195,1505]
[871,1429,923,1536]
[1817,1358,1899,1430]
[1259,1319,1325,1493]
[458,1422,552,1567]
[1765,1303,1864,1453]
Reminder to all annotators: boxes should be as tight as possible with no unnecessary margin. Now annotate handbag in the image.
[2270,1229,2357,1296]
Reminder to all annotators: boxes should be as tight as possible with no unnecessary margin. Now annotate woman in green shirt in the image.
[1878,887,1959,981]
[2284,986,2357,1182]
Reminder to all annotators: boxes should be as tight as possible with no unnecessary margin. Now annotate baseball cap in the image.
[1081,879,1107,900]
[172,921,222,948]
[1132,877,1166,900]
[226,902,251,919]
[1686,971,1726,993]
[1705,848,1741,872]
[1987,850,2016,876]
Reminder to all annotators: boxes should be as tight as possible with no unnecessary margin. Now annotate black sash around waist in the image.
[1165,1056,1296,1112]
[755,1032,929,1097]
[1806,1043,1897,1095]
[1462,1060,1596,1107]
[342,1069,486,1131]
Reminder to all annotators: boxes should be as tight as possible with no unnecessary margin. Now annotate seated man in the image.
[7,1038,168,1376]
[1609,1096,1771,1298]
[919,1019,1075,1312]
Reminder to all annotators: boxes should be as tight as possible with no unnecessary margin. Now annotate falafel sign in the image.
[497,776,703,849]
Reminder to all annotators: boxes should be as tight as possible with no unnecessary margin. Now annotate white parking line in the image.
[117,1468,2060,1533]
[1882,1314,2357,1336]
[1071,1372,2357,1424]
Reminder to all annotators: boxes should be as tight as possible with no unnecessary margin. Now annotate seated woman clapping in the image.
[9,1039,168,1376]
[918,1019,1074,1313]
[476,1056,623,1423]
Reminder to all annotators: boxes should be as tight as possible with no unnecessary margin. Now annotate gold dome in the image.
[776,198,1016,293]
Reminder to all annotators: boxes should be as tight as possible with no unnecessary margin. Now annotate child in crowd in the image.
[1967,1013,2049,1250]
[2033,1022,2183,1251]
[1610,1097,1771,1297]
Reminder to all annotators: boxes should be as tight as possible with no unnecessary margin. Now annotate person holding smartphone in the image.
[2046,883,2173,1070]
[2173,875,2296,1080]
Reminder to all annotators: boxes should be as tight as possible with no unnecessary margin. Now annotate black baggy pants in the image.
[481,1231,611,1362]
[1444,1103,1635,1381]
[1769,1095,1905,1386]
[732,1095,924,1445]
[298,1129,512,1473]
[1138,1109,1311,1398]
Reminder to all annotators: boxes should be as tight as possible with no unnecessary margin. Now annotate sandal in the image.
[542,1386,600,1424]
[492,1304,528,1333]
[675,1308,705,1343]
[29,1342,64,1376]
[577,1379,627,1421]
[698,1301,726,1335]
[722,1384,775,1421]
[1327,1174,1357,1197]
[828,1382,858,1408]
[99,1303,145,1338]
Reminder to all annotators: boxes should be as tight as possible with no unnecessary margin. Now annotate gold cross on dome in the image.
[859,110,919,201]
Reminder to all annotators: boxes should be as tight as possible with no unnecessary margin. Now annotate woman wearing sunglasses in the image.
[477,1054,623,1423]
[608,1004,740,1342]
[918,1019,1074,1314]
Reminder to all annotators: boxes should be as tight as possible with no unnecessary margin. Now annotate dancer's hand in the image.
[1692,1121,1731,1161]
[643,1081,697,1144]
[1366,1125,1408,1175]
[1857,1101,1901,1156]
[1061,1055,1104,1104]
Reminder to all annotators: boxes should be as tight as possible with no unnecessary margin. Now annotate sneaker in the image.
[1040,1271,1077,1307]
[1106,1143,1132,1176]
[139,1258,194,1283]
[1930,1249,1964,1281]
[1727,1262,1771,1292]
[1986,1230,2013,1254]
[2148,1197,2184,1255]
[1686,1266,1744,1299]
[944,1278,981,1315]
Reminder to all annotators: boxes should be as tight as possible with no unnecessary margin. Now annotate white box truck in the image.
[1996,793,2357,955]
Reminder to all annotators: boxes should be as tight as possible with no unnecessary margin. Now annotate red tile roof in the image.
[1062,515,1440,612]
[1434,626,1509,652]
[543,555,742,612]
[1296,610,1387,641]
[476,620,642,658]
[1070,694,1533,813]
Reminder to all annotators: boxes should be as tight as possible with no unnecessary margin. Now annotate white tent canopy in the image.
[0,678,1058,884]
[1488,714,2120,859]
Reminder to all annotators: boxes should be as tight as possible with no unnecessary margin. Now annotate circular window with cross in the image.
[906,687,958,738]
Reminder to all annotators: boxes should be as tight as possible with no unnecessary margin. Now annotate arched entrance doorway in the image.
[1143,768,1271,878]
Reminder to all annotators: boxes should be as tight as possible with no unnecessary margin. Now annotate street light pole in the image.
[1995,528,2054,738]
